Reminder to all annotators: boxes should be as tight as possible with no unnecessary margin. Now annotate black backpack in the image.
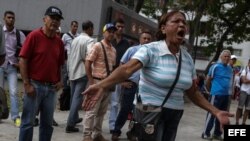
[0,87,9,119]
[15,29,22,57]
[59,87,71,111]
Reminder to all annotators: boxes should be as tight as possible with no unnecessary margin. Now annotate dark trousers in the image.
[203,95,229,136]
[113,82,137,135]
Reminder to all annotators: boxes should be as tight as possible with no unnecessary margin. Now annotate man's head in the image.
[70,21,78,35]
[219,50,231,65]
[3,11,15,29]
[43,6,63,32]
[139,30,152,45]
[230,55,237,66]
[113,18,125,36]
[82,20,94,36]
[103,23,117,42]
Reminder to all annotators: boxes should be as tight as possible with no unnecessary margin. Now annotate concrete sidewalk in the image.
[0,98,248,141]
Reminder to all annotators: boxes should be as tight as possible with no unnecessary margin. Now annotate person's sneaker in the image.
[14,118,21,127]
[53,119,58,126]
[34,118,39,126]
[83,136,93,141]
[65,126,79,133]
[201,133,212,140]
[93,134,107,141]
[111,133,119,141]
[75,118,83,124]
[212,135,223,141]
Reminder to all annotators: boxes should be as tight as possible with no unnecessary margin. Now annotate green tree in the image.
[203,0,250,72]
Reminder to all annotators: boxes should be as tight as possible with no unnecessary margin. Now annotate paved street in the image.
[1,95,248,141]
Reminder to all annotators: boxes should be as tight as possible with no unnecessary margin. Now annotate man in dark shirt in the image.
[109,18,130,133]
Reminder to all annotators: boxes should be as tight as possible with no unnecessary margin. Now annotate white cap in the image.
[231,55,237,59]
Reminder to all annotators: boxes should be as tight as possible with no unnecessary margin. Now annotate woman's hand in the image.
[215,110,234,130]
[82,84,104,111]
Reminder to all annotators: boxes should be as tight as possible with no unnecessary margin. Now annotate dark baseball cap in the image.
[45,6,64,19]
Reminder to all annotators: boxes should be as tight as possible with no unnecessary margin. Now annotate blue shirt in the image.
[120,45,141,84]
[208,62,233,95]
[132,40,196,110]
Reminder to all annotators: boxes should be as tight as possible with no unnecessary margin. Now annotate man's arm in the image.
[19,57,35,96]
[85,60,94,85]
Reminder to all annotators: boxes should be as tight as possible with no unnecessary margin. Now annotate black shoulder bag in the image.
[130,50,182,141]
[100,42,115,91]
[15,29,22,57]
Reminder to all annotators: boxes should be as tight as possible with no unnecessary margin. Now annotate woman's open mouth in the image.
[177,30,185,39]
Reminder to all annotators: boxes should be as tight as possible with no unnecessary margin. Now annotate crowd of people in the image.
[0,5,249,141]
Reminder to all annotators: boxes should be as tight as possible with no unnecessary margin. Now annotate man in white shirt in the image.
[235,59,250,125]
[61,21,79,100]
[65,21,94,133]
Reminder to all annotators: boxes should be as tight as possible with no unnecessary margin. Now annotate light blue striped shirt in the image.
[132,40,196,110]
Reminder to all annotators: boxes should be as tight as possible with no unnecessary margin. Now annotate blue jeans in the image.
[109,84,121,130]
[113,82,137,135]
[67,76,87,126]
[0,64,19,120]
[19,80,56,141]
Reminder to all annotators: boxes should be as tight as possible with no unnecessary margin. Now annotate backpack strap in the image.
[16,29,22,47]
[15,29,22,57]
[100,42,111,76]
[66,32,74,40]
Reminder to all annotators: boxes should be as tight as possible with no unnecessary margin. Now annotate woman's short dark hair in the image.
[82,21,93,31]
[156,10,186,41]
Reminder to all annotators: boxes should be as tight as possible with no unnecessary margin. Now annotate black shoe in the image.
[111,133,119,141]
[110,130,114,134]
[126,131,137,141]
[66,126,79,133]
[53,119,58,126]
[75,118,83,124]
[34,118,39,127]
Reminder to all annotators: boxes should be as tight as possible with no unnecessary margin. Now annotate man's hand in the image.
[82,84,104,111]
[121,82,133,88]
[13,63,19,68]
[53,82,63,91]
[24,83,35,97]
